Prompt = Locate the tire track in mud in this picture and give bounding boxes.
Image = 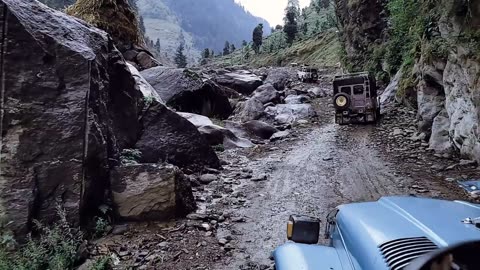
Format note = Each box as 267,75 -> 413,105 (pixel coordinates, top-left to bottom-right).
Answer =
214,123 -> 413,269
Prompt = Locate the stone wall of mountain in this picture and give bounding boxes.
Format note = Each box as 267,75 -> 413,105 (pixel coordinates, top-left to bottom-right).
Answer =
335,0 -> 480,162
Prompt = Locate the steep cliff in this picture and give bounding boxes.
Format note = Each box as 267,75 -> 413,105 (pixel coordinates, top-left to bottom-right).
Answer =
335,0 -> 480,162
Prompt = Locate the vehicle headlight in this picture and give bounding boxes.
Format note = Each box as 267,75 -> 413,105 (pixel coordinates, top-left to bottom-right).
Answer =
335,96 -> 348,107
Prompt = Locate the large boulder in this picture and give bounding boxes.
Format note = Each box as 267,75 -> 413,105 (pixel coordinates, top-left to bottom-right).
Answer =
242,120 -> 278,139
265,104 -> 317,124
178,112 -> 253,149
284,95 -> 311,104
110,164 -> 195,221
380,70 -> 402,112
234,98 -> 265,122
252,83 -> 280,104
0,0 -> 142,236
415,57 -> 446,135
135,103 -> 221,171
264,68 -> 294,90
141,67 -> 232,119
213,69 -> 263,95
428,109 -> 453,153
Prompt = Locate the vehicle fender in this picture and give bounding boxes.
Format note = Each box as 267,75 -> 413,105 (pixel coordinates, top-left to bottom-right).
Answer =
273,243 -> 343,270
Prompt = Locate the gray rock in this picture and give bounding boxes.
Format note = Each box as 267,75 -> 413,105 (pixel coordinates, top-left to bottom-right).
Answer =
242,120 -> 278,139
270,131 -> 291,141
135,102 -> 220,171
380,70 -> 402,113
213,69 -> 263,95
252,83 -> 280,104
199,174 -> 218,184
0,0 -> 143,237
266,104 -> 316,124
307,87 -> 330,98
234,98 -> 265,122
284,95 -> 311,104
141,67 -> 232,118
265,68 -> 293,90
110,164 -> 195,221
178,112 -> 254,149
428,109 -> 452,153
136,51 -> 161,70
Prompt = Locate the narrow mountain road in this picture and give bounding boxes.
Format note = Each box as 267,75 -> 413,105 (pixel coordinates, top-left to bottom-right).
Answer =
213,118 -> 415,269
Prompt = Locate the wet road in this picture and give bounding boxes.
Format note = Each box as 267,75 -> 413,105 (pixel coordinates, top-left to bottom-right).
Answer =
214,122 -> 413,269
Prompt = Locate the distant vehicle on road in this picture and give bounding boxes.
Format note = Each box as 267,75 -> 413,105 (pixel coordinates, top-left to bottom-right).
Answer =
273,196 -> 480,270
333,72 -> 380,125
297,66 -> 319,83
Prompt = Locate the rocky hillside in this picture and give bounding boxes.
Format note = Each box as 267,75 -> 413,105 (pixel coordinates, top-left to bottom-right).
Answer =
335,0 -> 480,162
137,0 -> 270,61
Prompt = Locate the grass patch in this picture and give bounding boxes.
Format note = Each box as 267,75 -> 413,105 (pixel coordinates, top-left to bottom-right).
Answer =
66,0 -> 143,46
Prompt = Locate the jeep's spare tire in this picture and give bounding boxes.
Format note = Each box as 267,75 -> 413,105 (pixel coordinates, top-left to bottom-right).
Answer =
334,93 -> 350,109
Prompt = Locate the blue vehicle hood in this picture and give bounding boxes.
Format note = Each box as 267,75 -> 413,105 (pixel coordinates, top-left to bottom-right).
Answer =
274,243 -> 344,270
274,196 -> 480,270
337,196 -> 480,269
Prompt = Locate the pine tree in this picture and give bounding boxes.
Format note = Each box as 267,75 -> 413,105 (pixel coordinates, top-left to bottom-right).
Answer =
202,48 -> 210,59
223,41 -> 231,56
242,40 -> 248,47
175,44 -> 188,68
154,39 -> 161,53
283,0 -> 300,45
252,23 -> 263,54
230,44 -> 236,53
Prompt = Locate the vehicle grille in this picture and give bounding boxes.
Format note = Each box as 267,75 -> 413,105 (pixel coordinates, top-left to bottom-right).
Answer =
379,237 -> 438,270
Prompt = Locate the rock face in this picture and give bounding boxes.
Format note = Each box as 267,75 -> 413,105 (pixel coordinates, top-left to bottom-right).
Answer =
334,0 -> 388,70
413,0 -> 480,161
110,164 -> 195,221
0,0 -> 142,236
212,69 -> 263,95
141,67 -> 232,118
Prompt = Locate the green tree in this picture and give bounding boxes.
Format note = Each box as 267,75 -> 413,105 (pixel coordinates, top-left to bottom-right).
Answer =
242,40 -> 248,47
284,0 -> 299,45
175,44 -> 188,68
202,48 -> 211,59
252,23 -> 264,54
230,44 -> 236,53
154,38 -> 161,53
223,41 -> 231,56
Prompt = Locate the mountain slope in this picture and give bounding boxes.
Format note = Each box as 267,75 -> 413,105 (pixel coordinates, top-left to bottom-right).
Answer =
137,0 -> 270,56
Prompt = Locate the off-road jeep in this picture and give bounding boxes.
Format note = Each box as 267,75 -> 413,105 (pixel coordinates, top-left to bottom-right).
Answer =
333,72 -> 380,125
297,66 -> 319,83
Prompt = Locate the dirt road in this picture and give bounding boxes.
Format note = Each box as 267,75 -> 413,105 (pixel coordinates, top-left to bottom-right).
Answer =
212,116 -> 419,269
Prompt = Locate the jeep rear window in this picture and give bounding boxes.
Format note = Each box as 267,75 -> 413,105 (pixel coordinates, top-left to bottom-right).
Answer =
353,85 -> 364,95
340,86 -> 351,94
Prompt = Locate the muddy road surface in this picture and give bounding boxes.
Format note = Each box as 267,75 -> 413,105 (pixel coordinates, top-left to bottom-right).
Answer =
213,118 -> 416,269
94,94 -> 473,270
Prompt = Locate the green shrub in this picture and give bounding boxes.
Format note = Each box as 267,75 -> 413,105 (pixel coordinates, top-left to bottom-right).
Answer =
0,206 -> 84,270
120,149 -> 142,165
90,256 -> 112,270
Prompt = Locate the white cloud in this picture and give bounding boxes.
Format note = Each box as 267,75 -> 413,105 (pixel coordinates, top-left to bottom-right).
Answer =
236,0 -> 311,26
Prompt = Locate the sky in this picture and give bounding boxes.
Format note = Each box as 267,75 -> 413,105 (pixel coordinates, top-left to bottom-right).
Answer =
235,0 -> 311,26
